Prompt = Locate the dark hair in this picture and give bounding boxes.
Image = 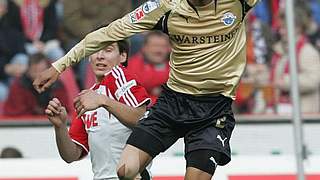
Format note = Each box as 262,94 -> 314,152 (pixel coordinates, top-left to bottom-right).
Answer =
116,40 -> 130,67
0,147 -> 23,158
278,7 -> 310,34
28,53 -> 49,67
93,24 -> 130,67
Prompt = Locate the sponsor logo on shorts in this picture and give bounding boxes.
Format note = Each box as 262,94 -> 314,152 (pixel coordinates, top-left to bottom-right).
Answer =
217,135 -> 227,147
215,116 -> 226,128
221,12 -> 237,26
210,157 -> 218,168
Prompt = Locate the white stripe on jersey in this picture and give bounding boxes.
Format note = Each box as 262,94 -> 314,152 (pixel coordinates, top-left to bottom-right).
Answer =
112,67 -> 137,107
71,139 -> 89,154
115,67 -> 139,107
112,67 -> 136,106
111,70 -> 134,107
112,68 -> 135,107
89,83 -> 97,90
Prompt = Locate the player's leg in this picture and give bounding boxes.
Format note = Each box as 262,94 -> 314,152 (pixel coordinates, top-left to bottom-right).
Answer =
117,144 -> 152,180
116,86 -> 185,179
184,149 -> 222,180
183,95 -> 236,180
185,167 -> 212,180
116,108 -> 180,179
117,127 -> 178,179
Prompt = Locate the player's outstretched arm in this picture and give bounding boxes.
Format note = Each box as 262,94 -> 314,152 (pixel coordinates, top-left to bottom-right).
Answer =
46,98 -> 83,163
74,90 -> 146,128
33,0 -> 171,93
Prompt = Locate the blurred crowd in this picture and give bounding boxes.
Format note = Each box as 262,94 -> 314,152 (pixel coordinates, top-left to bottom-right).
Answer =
237,0 -> 320,114
0,0 -> 319,117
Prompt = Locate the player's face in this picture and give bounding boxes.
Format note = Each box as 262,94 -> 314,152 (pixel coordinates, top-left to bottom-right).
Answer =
89,43 -> 126,80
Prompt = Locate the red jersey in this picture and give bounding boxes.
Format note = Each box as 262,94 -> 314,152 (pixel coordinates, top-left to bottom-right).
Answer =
68,65 -> 150,179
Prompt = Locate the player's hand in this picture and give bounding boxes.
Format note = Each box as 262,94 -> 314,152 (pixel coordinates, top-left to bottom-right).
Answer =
33,66 -> 60,93
74,90 -> 105,117
45,98 -> 68,128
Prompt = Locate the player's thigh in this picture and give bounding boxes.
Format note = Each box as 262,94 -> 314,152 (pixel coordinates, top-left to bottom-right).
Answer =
117,144 -> 152,175
185,112 -> 235,167
125,90 -> 182,158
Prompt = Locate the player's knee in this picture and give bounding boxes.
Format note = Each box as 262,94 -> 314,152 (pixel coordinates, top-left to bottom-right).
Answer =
117,164 -> 137,180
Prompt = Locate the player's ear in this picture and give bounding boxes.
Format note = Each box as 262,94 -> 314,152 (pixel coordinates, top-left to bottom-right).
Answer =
119,52 -> 127,64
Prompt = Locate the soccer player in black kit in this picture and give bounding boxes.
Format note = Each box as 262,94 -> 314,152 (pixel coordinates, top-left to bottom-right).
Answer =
34,0 -> 260,179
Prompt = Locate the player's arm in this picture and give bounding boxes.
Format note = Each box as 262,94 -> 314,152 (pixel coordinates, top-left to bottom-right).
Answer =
74,90 -> 146,128
101,96 -> 146,128
33,0 -> 172,93
46,98 -> 83,163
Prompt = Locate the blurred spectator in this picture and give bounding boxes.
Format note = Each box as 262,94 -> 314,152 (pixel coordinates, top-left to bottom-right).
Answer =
62,0 -> 131,88
252,0 -> 271,25
271,8 -> 320,114
303,5 -> 320,52
127,31 -> 170,105
309,0 -> 320,25
55,0 -> 63,22
0,147 -> 23,158
3,53 -> 71,116
132,0 -> 147,9
129,1 -> 148,56
234,15 -> 272,114
62,0 -> 131,50
271,1 -> 320,50
0,0 -> 28,101
6,0 -> 64,61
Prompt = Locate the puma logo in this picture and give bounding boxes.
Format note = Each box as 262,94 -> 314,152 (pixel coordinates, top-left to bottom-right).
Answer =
210,157 -> 218,168
217,135 -> 227,147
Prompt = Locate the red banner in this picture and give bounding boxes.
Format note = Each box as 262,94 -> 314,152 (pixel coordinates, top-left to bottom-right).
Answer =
0,178 -> 77,180
229,175 -> 320,180
153,177 -> 184,180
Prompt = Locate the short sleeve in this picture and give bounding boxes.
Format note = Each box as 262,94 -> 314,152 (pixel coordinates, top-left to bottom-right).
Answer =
104,66 -> 151,107
68,111 -> 89,157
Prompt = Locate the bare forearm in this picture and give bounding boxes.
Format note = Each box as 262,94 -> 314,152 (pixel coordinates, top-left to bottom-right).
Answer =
101,97 -> 146,128
54,125 -> 82,163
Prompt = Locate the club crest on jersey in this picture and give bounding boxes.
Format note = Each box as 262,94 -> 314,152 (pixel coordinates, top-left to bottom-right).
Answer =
129,0 -> 160,23
221,12 -> 237,26
143,0 -> 160,14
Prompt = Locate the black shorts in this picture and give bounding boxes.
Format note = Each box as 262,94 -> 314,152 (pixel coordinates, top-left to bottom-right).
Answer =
127,85 -> 235,166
